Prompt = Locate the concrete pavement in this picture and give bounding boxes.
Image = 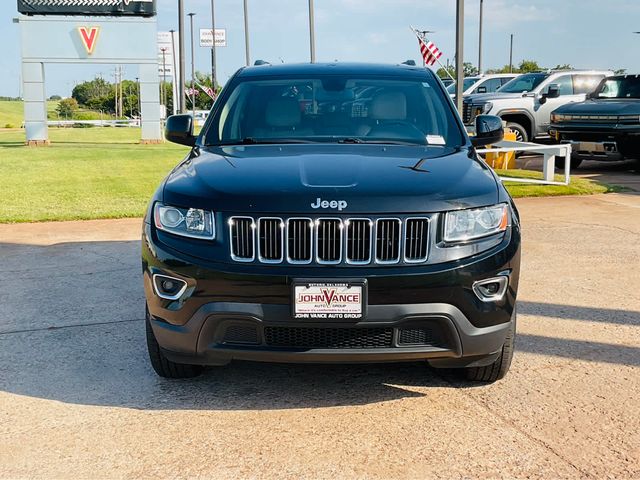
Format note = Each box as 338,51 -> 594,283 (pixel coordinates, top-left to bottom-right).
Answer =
0,194 -> 639,479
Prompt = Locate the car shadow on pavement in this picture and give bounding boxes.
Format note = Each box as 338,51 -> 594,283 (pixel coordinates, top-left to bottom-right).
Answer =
0,239 -> 638,410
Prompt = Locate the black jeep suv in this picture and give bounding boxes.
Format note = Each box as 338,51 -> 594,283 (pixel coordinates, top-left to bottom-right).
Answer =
550,74 -> 640,169
143,63 -> 521,383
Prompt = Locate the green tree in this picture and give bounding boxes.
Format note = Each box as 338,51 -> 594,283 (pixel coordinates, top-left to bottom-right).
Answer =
552,64 -> 572,71
463,62 -> 479,76
614,68 -> 627,75
56,98 -> 79,119
518,60 -> 543,73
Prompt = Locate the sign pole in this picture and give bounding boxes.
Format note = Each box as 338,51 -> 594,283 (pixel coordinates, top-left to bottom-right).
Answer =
178,0 -> 186,114
455,0 -> 464,113
210,0 -> 217,88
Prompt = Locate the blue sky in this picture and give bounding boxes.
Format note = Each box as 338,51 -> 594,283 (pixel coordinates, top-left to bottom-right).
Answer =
2,0 -> 639,97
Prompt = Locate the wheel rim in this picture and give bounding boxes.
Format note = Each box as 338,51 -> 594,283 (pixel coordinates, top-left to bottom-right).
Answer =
514,129 -> 524,142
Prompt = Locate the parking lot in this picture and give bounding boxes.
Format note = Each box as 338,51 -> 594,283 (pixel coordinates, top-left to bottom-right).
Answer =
1,185 -> 638,478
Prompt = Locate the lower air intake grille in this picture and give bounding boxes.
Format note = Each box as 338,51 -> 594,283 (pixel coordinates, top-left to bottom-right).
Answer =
398,328 -> 437,346
223,325 -> 259,345
264,327 -> 393,349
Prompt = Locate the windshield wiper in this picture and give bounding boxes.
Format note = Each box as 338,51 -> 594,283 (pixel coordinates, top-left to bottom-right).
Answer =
212,137 -> 315,146
337,137 -> 365,144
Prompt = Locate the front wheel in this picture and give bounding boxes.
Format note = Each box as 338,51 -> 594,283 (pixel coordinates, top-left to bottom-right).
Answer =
464,310 -> 516,383
146,309 -> 203,379
505,122 -> 528,143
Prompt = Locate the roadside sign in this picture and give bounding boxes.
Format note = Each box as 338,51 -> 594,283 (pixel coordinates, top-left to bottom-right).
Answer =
199,28 -> 227,48
157,31 -> 176,76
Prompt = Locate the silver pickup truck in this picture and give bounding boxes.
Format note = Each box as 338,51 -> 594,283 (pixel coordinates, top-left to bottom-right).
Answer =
462,70 -> 612,143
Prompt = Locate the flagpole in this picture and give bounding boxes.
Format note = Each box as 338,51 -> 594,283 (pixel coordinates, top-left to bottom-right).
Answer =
410,26 -> 455,83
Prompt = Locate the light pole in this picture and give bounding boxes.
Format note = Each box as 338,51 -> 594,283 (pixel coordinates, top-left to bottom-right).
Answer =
188,12 -> 196,119
170,29 -> 178,115
455,0 -> 464,113
210,0 -> 217,89
178,0 -> 186,113
243,0 -> 250,66
308,0 -> 316,63
160,47 -> 168,119
135,77 -> 141,121
478,0 -> 484,74
509,33 -> 514,73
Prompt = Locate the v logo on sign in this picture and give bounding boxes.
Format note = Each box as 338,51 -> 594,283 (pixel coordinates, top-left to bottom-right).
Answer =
78,26 -> 100,55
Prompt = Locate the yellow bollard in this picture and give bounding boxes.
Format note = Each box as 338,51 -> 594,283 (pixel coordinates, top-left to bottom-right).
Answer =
485,129 -> 517,169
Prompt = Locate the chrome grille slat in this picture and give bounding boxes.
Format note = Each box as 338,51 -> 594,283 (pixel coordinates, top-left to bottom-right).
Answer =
404,218 -> 429,263
375,218 -> 401,264
230,216 -> 427,265
229,217 -> 255,262
258,217 -> 283,263
345,218 -> 372,264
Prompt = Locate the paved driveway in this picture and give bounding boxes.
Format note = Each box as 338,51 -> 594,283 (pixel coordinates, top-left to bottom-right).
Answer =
1,194 -> 639,479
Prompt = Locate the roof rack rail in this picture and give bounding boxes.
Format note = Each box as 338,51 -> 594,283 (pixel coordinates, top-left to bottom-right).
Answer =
401,60 -> 416,66
254,60 -> 271,66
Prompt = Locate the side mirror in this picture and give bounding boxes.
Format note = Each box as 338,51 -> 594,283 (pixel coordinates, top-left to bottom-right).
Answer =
471,115 -> 504,147
165,114 -> 196,147
587,91 -> 598,100
476,85 -> 487,94
546,84 -> 561,99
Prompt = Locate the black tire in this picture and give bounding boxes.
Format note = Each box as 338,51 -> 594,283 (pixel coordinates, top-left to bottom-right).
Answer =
465,310 -> 516,383
505,122 -> 528,143
555,155 -> 583,170
146,310 -> 203,379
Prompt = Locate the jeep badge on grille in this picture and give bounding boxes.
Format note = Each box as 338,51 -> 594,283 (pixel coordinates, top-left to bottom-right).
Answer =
311,198 -> 348,211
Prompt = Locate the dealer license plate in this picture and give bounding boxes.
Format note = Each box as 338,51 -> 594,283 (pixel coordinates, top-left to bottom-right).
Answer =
293,281 -> 365,320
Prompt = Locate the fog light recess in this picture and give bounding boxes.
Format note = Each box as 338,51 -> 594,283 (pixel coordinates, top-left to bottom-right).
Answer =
472,276 -> 508,302
152,274 -> 188,300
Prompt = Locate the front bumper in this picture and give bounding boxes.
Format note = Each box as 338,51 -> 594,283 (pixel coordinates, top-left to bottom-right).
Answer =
549,124 -> 640,160
142,222 -> 521,367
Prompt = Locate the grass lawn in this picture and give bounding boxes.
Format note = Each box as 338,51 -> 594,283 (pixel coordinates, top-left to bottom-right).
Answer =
0,100 -> 60,128
0,127 -> 623,223
0,128 -> 189,223
496,169 -> 624,197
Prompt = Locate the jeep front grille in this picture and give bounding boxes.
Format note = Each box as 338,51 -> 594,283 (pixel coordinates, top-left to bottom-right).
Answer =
287,218 -> 313,263
316,218 -> 342,264
229,216 -> 430,265
375,219 -> 401,263
404,218 -> 430,262
258,218 -> 284,263
229,217 -> 255,261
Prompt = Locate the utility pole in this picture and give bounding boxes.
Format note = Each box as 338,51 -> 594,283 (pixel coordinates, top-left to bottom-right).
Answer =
509,33 -> 514,73
478,0 -> 484,74
135,77 -> 141,120
210,0 -> 217,89
178,0 -> 186,113
308,0 -> 316,63
188,12 -> 196,119
119,66 -> 124,118
243,0 -> 250,66
455,0 -> 464,113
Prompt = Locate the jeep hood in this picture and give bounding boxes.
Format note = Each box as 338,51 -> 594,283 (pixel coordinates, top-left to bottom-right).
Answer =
553,99 -> 640,115
162,144 -> 499,214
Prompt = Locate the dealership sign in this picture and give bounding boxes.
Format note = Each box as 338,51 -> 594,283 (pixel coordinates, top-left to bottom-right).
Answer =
78,26 -> 100,54
17,0 -> 156,17
199,28 -> 227,48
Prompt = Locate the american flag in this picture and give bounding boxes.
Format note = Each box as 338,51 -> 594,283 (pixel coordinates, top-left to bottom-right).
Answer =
418,37 -> 443,67
185,87 -> 197,96
197,83 -> 217,100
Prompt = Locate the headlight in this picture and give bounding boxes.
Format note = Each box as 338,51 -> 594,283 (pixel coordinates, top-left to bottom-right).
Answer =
154,203 -> 215,240
444,204 -> 509,243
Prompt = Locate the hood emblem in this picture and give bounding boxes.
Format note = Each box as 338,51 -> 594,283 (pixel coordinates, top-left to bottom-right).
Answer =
311,197 -> 348,211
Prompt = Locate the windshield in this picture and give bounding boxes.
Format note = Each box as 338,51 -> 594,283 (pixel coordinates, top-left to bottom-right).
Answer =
203,74 -> 463,147
498,73 -> 549,93
596,76 -> 640,99
446,77 -> 479,93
